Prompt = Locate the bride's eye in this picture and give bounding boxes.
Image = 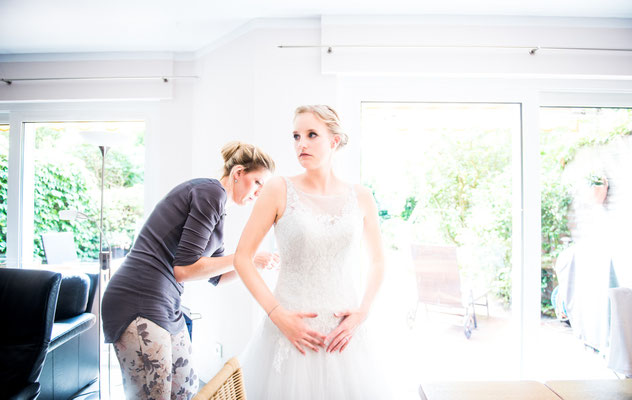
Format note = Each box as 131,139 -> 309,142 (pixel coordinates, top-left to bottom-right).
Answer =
293,134 -> 300,140
309,132 -> 318,138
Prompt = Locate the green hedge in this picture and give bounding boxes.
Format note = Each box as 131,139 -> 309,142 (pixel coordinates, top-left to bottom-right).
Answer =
0,149 -> 142,262
32,160 -> 100,260
372,129 -> 572,316
0,154 -> 7,255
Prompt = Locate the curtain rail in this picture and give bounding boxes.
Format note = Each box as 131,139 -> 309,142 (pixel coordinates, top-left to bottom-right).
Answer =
1,75 -> 199,85
277,44 -> 632,55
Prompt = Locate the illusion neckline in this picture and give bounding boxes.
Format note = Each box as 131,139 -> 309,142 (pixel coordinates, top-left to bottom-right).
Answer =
287,178 -> 352,198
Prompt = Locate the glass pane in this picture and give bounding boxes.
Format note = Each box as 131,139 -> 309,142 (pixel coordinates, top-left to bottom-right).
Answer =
27,122 -> 145,265
0,124 -> 8,264
362,102 -> 519,382
539,107 -> 632,379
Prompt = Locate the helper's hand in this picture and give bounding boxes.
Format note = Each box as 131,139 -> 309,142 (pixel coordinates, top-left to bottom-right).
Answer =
325,309 -> 368,353
253,251 -> 280,270
269,306 -> 326,355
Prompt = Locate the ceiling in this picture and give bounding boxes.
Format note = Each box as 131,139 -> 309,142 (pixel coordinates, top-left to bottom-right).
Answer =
1,0 -> 631,55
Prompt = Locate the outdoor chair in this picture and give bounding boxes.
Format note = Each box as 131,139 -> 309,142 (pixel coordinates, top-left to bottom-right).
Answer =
409,244 -> 489,338
193,357 -> 246,400
41,231 -> 79,265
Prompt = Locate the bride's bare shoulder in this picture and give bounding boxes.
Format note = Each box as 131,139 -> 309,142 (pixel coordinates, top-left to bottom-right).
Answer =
353,183 -> 372,198
353,184 -> 377,210
261,176 -> 287,197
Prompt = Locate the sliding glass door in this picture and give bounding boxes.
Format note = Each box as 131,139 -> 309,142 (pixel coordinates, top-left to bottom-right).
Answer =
361,102 -> 520,381
0,124 -> 8,266
25,121 -> 145,267
537,107 -> 632,379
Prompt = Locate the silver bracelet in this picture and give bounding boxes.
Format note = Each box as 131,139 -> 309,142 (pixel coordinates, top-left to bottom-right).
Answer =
267,304 -> 280,318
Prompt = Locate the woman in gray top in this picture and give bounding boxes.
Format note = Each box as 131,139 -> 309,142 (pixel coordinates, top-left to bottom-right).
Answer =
102,141 -> 276,400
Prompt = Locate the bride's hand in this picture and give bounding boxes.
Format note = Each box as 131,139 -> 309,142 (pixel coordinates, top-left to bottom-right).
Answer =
269,307 -> 326,355
253,251 -> 280,270
325,309 -> 368,353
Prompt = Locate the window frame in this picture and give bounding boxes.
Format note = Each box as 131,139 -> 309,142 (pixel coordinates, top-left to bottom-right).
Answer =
2,102 -> 159,267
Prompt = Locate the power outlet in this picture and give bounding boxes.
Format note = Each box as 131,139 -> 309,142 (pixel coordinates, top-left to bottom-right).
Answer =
214,342 -> 223,358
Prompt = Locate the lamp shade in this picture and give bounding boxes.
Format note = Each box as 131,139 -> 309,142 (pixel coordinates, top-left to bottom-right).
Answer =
59,209 -> 90,221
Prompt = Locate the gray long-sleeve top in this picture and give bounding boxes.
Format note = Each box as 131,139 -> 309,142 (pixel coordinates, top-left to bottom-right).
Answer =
102,178 -> 226,343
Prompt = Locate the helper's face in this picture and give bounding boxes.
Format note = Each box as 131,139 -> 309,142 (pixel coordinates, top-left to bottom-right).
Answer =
233,168 -> 271,205
293,112 -> 338,169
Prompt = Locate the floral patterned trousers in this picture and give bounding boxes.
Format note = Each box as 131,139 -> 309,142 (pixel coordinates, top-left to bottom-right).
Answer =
113,316 -> 199,400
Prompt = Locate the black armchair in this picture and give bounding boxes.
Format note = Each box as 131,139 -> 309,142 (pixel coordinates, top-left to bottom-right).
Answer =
39,271 -> 99,400
0,268 -> 62,400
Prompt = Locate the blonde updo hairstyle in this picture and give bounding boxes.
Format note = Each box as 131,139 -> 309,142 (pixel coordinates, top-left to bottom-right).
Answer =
294,105 -> 349,150
220,141 -> 275,179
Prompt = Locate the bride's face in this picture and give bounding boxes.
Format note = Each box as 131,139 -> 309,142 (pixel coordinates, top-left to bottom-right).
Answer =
293,112 -> 339,169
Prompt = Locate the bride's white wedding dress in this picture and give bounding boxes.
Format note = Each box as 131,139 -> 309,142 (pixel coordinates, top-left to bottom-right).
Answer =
240,177 -> 391,399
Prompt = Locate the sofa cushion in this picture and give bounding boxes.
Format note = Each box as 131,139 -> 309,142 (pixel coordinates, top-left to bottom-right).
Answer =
55,273 -> 90,321
48,313 -> 96,352
7,382 -> 40,400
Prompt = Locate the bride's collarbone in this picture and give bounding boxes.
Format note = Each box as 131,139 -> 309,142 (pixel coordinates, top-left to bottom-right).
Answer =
290,177 -> 350,197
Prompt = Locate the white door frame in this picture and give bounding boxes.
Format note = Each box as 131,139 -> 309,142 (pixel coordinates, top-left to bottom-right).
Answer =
336,75 -> 632,378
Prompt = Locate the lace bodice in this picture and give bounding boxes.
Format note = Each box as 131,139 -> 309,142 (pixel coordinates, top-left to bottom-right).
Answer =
274,177 -> 363,314
269,177 -> 365,370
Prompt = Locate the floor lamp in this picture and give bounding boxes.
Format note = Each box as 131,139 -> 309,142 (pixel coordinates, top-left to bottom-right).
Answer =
79,130 -> 124,399
59,207 -> 111,398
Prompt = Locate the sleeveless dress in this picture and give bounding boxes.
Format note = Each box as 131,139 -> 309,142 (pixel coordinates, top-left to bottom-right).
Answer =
240,177 -> 391,399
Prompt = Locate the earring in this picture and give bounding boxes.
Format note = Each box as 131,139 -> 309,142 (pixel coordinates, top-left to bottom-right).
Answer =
234,179 -> 238,183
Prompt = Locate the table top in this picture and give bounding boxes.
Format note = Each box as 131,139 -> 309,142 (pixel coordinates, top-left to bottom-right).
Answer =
545,380 -> 632,400
419,381 -> 562,400
23,258 -> 125,273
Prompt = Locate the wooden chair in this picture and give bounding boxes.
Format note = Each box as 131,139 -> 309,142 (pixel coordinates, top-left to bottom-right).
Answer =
410,244 -> 489,338
194,358 -> 246,400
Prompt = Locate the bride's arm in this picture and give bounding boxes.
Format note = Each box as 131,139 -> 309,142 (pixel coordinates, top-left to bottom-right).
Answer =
358,185 -> 386,315
234,177 -> 326,354
233,177 -> 283,314
326,185 -> 385,352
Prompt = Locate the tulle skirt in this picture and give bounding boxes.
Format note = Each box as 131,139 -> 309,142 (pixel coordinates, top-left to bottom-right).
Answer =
240,317 -> 392,400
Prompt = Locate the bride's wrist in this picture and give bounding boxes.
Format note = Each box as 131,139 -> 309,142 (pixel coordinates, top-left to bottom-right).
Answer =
270,309 -> 291,332
268,304 -> 287,325
267,304 -> 281,318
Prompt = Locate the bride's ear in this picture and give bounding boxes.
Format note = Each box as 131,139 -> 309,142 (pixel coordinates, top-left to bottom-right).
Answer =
331,135 -> 341,149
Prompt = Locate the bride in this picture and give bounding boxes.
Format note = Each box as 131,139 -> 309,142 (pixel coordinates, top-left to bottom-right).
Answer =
233,105 -> 390,399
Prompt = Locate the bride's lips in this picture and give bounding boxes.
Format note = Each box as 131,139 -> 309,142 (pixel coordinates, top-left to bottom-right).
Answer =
299,153 -> 311,158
